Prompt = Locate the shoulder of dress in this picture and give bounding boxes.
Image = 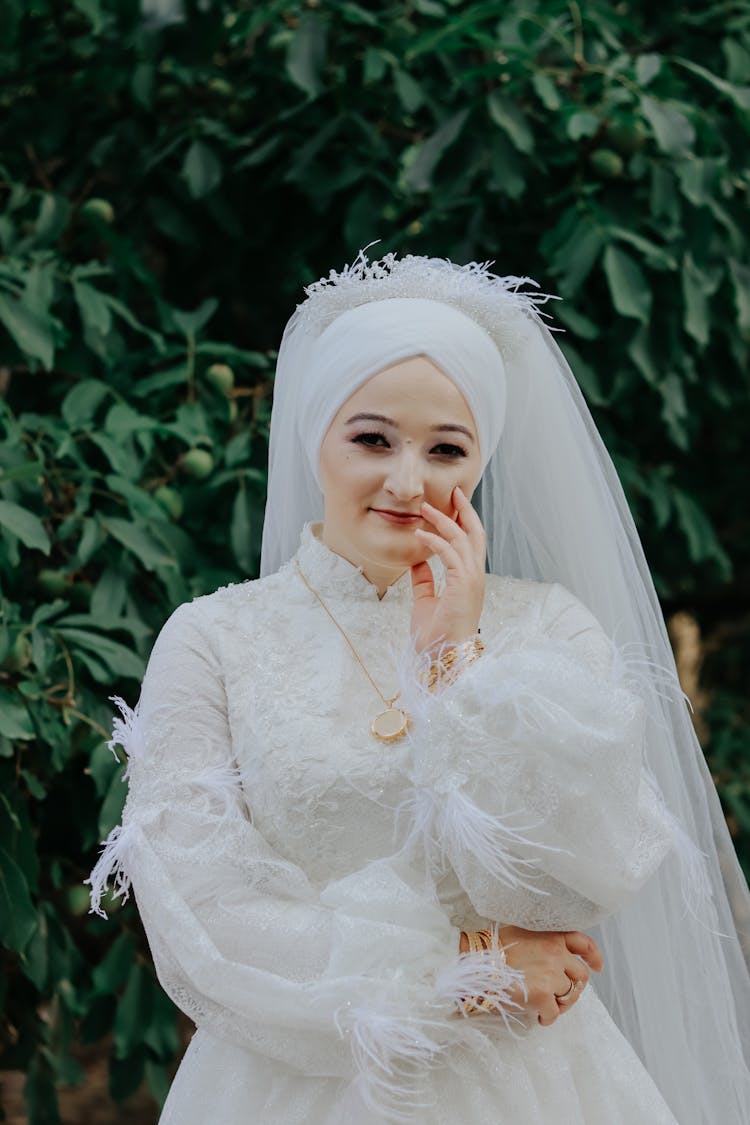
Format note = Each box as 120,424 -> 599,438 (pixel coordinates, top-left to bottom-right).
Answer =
162,567 -> 292,632
483,571 -> 553,615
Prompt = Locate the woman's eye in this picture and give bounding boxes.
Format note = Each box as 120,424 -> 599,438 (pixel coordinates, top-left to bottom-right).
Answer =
431,443 -> 467,458
352,432 -> 389,448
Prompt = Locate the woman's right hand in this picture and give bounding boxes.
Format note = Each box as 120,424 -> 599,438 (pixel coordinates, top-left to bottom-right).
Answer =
460,926 -> 603,1027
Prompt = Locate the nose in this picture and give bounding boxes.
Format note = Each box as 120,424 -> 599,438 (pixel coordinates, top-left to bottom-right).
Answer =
383,449 -> 425,502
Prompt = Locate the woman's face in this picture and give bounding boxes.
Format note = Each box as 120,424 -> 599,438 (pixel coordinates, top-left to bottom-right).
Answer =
318,356 -> 483,580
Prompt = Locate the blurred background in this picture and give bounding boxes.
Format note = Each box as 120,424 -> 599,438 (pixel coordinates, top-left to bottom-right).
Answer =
1,0 -> 749,1120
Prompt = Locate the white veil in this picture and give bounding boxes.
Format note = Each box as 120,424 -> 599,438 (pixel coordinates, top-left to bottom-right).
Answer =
260,248 -> 750,1124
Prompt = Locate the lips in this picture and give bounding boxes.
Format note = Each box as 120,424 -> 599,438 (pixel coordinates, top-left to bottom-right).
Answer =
371,508 -> 422,524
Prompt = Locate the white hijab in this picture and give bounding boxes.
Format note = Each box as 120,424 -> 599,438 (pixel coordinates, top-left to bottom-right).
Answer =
261,249 -> 750,1125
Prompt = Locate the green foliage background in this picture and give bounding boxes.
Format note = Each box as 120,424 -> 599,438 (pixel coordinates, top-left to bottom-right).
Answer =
1,0 -> 749,1118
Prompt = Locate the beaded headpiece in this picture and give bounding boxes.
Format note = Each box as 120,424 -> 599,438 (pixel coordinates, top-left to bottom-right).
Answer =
295,244 -> 557,360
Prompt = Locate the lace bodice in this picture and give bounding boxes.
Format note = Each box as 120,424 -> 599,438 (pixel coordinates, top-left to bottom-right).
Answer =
202,524 -> 549,889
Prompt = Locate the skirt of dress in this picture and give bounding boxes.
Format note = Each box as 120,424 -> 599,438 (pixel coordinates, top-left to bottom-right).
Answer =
158,988 -> 679,1125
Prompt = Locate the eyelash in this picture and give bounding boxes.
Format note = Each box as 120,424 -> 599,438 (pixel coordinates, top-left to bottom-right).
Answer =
351,431 -> 468,458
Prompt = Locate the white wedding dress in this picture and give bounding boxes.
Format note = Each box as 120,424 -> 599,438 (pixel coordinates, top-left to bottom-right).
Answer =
91,522 -> 682,1124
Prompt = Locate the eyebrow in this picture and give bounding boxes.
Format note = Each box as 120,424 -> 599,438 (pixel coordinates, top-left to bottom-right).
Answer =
344,412 -> 476,443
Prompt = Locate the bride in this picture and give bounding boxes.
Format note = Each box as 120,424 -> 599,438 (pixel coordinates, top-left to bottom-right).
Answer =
88,249 -> 750,1123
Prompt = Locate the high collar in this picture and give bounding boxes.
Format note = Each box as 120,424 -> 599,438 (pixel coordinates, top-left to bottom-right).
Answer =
291,522 -> 441,604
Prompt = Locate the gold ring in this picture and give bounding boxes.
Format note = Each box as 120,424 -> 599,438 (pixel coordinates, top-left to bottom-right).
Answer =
555,978 -> 576,1002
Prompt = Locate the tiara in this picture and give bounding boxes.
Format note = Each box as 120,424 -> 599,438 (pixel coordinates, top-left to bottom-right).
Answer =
295,243 -> 558,357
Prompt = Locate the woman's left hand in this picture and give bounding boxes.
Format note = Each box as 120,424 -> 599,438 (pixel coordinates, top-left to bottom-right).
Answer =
410,485 -> 487,653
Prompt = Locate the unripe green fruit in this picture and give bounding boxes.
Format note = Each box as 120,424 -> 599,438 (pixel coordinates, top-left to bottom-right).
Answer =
608,119 -> 648,155
0,633 -> 32,672
38,569 -> 68,597
67,884 -> 92,916
154,485 -> 184,521
182,448 -> 215,479
205,363 -> 235,396
80,197 -> 115,224
157,82 -> 182,103
227,400 -> 238,424
589,148 -> 624,179
208,78 -> 233,97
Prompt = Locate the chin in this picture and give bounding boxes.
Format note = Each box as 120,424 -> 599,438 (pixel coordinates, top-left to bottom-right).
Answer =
364,533 -> 429,570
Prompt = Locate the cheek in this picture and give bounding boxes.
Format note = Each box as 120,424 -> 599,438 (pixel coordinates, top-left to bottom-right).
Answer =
426,461 -> 479,506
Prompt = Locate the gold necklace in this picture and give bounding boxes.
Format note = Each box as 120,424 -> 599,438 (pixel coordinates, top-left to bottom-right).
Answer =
295,560 -> 410,743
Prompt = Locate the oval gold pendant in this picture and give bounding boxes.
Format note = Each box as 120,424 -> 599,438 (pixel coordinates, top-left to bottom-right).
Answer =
371,707 -> 410,743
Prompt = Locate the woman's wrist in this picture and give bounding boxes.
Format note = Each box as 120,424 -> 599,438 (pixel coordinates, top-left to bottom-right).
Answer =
422,634 -> 484,693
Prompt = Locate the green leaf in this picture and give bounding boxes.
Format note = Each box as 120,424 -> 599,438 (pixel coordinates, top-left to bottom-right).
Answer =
607,226 -> 677,271
487,135 -> 525,199
114,964 -> 154,1058
553,222 -> 605,297
0,845 -> 38,952
728,259 -> 750,337
635,53 -> 661,86
88,740 -> 122,799
673,490 -> 732,578
401,108 -> 470,192
723,38 -> 750,84
61,379 -> 110,428
32,193 -> 71,246
72,0 -> 107,33
104,403 -> 156,439
97,767 -> 128,837
394,69 -> 424,114
145,1060 -> 171,1109
658,373 -> 690,451
286,10 -> 328,99
182,141 -> 223,199
24,1049 -> 61,1125
674,57 -> 750,111
628,324 -> 659,386
55,628 -> 145,682
532,73 -> 561,111
553,301 -> 600,341
130,364 -> 188,396
567,112 -> 599,141
22,910 -> 49,990
142,986 -> 179,1058
172,297 -> 218,337
109,1051 -> 145,1102
641,96 -> 695,156
603,244 -> 651,322
0,500 -> 50,554
0,687 -> 34,740
102,518 -> 176,572
676,158 -> 718,208
72,279 -> 113,337
558,340 -> 608,405
681,254 -> 721,348
92,931 -> 137,995
0,291 -> 55,369
230,483 -> 253,571
487,93 -> 534,153
363,46 -> 388,84
90,567 -> 128,621
0,459 -> 44,485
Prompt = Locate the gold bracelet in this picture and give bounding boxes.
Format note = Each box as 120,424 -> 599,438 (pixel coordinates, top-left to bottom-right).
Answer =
423,636 -> 485,693
457,927 -> 508,1016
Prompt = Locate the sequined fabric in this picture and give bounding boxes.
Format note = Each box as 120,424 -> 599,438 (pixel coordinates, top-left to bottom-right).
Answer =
95,522 -> 679,1124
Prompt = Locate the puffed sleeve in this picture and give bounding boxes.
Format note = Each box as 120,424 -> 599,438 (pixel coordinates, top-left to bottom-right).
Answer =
398,580 -> 674,930
86,601 -> 524,1117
